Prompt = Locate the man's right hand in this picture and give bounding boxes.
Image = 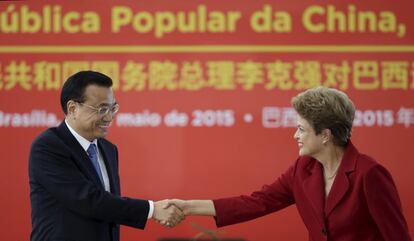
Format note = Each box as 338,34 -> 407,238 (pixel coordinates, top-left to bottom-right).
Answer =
153,199 -> 185,227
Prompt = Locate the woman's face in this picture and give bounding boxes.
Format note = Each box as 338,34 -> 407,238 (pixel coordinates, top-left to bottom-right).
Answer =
293,115 -> 324,157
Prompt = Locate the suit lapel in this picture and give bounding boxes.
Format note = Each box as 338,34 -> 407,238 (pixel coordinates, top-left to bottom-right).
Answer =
324,169 -> 349,216
56,122 -> 105,189
302,160 -> 325,222
324,142 -> 359,216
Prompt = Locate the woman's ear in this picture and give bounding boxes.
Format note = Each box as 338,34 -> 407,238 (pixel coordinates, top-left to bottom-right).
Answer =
321,129 -> 332,144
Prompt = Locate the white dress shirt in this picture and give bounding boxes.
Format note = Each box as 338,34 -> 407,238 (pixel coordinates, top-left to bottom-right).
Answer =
64,120 -> 154,219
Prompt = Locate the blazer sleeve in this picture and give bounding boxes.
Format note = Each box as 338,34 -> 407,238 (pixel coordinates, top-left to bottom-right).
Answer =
29,134 -> 149,229
213,160 -> 298,227
363,164 -> 412,241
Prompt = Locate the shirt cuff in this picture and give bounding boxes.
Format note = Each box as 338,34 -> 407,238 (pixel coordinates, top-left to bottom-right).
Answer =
147,200 -> 154,219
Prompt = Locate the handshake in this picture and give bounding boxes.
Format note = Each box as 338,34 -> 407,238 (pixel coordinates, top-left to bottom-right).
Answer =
152,199 -> 187,227
152,199 -> 215,227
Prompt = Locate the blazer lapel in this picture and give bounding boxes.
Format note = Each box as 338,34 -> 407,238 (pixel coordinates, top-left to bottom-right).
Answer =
56,122 -> 105,189
97,140 -> 118,194
302,160 -> 325,222
324,142 -> 359,216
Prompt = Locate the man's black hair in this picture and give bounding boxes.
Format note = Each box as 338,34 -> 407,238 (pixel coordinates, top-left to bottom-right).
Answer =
60,71 -> 113,114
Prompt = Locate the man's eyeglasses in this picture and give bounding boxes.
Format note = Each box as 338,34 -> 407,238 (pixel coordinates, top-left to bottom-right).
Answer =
78,102 -> 119,117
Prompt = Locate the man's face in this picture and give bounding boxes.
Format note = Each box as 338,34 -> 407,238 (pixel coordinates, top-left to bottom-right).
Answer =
70,85 -> 116,141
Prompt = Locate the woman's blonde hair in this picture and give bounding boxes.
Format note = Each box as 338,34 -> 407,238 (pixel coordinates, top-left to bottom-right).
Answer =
291,87 -> 355,146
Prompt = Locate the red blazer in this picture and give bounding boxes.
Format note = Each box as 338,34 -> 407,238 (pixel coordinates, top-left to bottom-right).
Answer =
213,142 -> 411,241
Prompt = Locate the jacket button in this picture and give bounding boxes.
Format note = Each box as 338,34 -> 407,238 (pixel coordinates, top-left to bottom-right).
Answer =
321,227 -> 327,236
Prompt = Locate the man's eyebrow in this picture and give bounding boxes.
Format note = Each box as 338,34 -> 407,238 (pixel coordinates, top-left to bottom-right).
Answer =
98,102 -> 118,107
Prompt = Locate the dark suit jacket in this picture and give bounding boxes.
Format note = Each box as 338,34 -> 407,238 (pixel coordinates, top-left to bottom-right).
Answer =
213,142 -> 411,241
29,122 -> 149,241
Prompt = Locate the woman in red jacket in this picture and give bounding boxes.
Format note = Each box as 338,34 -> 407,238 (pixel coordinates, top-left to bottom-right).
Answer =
164,87 -> 411,241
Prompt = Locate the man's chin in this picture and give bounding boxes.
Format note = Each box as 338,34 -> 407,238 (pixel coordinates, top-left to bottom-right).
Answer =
95,129 -> 108,138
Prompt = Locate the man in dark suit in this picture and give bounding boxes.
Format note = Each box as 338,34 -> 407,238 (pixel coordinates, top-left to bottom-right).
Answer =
29,71 -> 183,241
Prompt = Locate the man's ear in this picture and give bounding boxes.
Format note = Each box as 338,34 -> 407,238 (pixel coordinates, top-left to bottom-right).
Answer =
66,100 -> 77,117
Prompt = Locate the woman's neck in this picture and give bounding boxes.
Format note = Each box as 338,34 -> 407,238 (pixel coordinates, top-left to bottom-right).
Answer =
315,144 -> 345,172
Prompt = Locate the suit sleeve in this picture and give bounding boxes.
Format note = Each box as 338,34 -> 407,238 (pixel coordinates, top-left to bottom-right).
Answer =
213,160 -> 298,227
29,134 -> 149,229
363,164 -> 412,241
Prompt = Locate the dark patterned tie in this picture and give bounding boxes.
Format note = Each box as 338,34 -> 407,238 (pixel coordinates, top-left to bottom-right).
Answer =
87,143 -> 104,187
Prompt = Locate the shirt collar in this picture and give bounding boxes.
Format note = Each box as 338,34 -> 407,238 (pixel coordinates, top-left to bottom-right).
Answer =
65,119 -> 98,152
